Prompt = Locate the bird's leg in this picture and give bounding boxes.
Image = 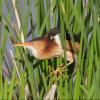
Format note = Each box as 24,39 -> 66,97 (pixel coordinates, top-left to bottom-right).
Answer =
67,59 -> 74,66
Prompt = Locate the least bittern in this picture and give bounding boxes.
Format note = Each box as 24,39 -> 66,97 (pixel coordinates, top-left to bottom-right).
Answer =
13,28 -> 80,64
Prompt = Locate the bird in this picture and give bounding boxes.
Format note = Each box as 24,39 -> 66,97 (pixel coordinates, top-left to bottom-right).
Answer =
13,27 -> 80,64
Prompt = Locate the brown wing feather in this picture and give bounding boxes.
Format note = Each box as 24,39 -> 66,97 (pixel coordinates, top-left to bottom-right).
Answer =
32,39 -> 62,59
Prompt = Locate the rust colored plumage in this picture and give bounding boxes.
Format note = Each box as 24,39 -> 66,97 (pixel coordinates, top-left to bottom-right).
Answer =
31,38 -> 63,59
13,37 -> 63,59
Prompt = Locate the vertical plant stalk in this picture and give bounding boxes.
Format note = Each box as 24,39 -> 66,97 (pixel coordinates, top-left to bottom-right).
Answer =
46,0 -> 50,31
35,0 -> 40,32
51,0 -> 57,27
44,84 -> 56,100
12,0 -> 24,42
9,50 -> 21,81
0,49 -> 2,100
0,0 -> 2,99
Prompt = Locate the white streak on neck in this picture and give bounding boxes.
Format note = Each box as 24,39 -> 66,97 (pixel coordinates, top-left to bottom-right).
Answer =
54,35 -> 64,56
54,35 -> 62,47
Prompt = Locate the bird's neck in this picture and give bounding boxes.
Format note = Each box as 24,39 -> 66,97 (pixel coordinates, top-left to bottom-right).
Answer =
54,35 -> 64,57
54,35 -> 62,48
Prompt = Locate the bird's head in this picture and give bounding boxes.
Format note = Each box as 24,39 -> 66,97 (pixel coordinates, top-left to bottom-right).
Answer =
44,27 -> 62,47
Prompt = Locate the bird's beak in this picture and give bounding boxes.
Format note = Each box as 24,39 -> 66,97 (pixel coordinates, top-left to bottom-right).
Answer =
13,42 -> 31,47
